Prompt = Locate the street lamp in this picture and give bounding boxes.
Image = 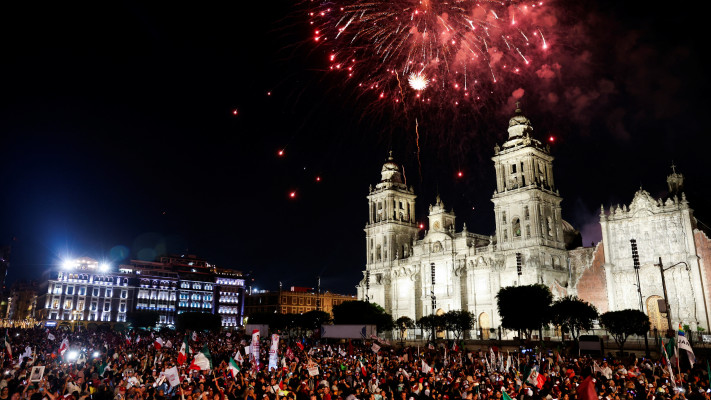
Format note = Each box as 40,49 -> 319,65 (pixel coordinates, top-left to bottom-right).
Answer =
655,257 -> 690,336
630,239 -> 649,356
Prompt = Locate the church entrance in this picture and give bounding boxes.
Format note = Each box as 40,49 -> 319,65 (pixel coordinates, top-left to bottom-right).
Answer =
646,295 -> 668,333
479,312 -> 490,340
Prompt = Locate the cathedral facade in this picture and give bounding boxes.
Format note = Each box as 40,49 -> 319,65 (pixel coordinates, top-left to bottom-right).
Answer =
356,108 -> 711,334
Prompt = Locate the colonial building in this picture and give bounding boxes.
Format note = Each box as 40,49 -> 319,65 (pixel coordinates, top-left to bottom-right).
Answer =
37,255 -> 246,329
36,257 -> 135,325
245,287 -> 355,317
357,106 -> 711,334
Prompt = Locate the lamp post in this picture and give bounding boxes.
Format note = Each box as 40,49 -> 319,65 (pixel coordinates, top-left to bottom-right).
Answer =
630,239 -> 649,356
655,257 -> 690,336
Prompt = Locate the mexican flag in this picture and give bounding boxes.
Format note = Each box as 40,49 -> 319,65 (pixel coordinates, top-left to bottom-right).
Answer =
228,357 -> 240,377
178,335 -> 190,364
59,338 -> 70,356
525,366 -> 545,389
189,345 -> 212,371
154,337 -> 164,350
4,331 -> 11,360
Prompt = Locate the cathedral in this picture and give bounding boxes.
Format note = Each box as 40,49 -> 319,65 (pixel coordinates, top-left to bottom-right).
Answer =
356,107 -> 711,335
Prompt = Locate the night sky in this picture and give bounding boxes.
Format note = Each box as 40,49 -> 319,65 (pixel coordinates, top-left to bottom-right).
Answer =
1,1 -> 709,294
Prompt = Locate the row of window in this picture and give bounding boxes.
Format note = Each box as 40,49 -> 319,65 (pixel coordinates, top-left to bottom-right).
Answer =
177,301 -> 212,309
138,290 -> 176,301
52,285 -> 127,298
177,293 -> 213,301
58,273 -> 129,286
179,282 -> 213,290
218,306 -> 240,314
136,304 -> 176,311
219,295 -> 239,304
221,316 -> 239,326
51,298 -> 127,313
216,278 -> 244,286
281,296 -> 317,305
48,311 -> 126,322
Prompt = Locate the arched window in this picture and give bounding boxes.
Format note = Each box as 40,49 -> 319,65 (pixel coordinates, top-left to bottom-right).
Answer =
512,218 -> 521,237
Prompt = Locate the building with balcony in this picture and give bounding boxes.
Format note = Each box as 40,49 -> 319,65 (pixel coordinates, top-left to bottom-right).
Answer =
37,255 -> 246,329
36,257 -> 135,327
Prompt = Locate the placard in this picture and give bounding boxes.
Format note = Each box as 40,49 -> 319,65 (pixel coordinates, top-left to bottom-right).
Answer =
30,366 -> 45,382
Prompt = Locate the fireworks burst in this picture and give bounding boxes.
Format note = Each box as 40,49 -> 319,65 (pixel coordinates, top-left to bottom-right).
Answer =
307,0 -> 554,116
408,72 -> 430,91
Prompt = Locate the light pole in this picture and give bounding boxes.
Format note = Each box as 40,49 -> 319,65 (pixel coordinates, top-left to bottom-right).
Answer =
630,239 -> 649,356
655,257 -> 689,336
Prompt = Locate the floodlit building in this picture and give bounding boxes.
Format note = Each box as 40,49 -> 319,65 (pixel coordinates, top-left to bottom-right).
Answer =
36,257 -> 135,326
37,255 -> 246,329
357,106 -> 711,334
245,286 -> 355,317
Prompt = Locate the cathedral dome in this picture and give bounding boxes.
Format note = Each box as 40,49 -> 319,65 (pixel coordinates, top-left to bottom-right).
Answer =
507,106 -> 533,139
380,153 -> 403,183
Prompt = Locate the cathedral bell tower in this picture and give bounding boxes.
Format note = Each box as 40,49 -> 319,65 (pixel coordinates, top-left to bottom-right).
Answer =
365,154 -> 419,266
491,105 -> 565,251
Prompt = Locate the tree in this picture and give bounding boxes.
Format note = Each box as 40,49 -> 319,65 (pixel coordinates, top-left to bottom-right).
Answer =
444,310 -> 475,340
176,312 -> 222,332
550,296 -> 598,344
332,301 -> 394,332
417,315 -> 439,341
395,316 -> 415,340
126,311 -> 159,329
599,309 -> 650,354
496,284 -> 553,339
301,310 -> 332,330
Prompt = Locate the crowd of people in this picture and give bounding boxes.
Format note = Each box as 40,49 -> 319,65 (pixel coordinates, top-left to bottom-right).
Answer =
1,327 -> 708,400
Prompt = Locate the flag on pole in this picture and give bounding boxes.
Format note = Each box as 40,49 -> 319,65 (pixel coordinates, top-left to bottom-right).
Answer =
235,349 -> 244,364
3,331 -> 12,360
178,335 -> 190,364
576,376 -> 597,400
662,341 -> 677,390
502,391 -> 514,400
677,324 -> 696,367
525,366 -> 545,389
154,337 -> 164,350
58,338 -> 69,357
228,357 -> 241,377
189,345 -> 213,371
47,332 -> 56,341
421,360 -> 431,374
